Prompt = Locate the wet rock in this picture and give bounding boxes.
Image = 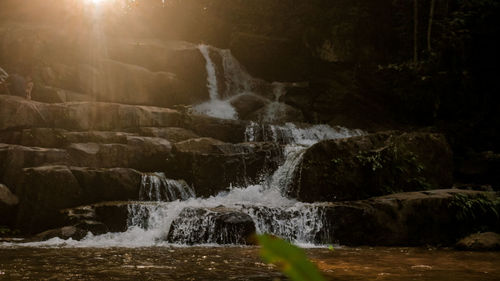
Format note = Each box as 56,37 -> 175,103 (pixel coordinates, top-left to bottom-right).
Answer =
0,184 -> 18,225
167,138 -> 281,197
167,207 -> 256,245
247,102 -> 305,124
12,166 -> 142,233
292,131 -> 454,202
73,220 -> 109,236
322,189 -> 499,246
62,201 -> 134,233
34,226 -> 88,241
456,232 -> 500,251
229,93 -> 269,120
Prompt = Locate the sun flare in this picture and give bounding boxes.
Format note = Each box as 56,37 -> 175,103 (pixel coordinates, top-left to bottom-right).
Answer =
87,0 -> 106,4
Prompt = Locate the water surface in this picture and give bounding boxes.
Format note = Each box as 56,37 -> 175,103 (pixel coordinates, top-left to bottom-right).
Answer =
0,246 -> 498,280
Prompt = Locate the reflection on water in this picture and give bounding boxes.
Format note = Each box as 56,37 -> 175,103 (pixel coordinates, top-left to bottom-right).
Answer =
0,247 -> 499,281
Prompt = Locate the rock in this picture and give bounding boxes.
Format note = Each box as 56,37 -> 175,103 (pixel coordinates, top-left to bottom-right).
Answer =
0,144 -> 70,185
0,184 -> 18,225
0,95 -> 48,130
292,131 -> 454,202
0,95 -> 184,131
229,93 -> 269,120
0,128 -> 71,148
73,220 -> 109,235
61,201 -> 135,233
456,151 -> 500,188
172,137 -> 226,154
67,136 -> 171,170
34,226 -> 88,241
133,127 -> 199,143
167,207 -> 256,245
186,114 -> 249,143
167,139 -> 281,197
322,189 -> 499,246
12,166 -> 142,233
229,32 -> 308,82
456,232 -> 500,251
79,59 -> 195,107
282,75 -> 396,131
106,39 -> 209,105
246,102 -> 305,124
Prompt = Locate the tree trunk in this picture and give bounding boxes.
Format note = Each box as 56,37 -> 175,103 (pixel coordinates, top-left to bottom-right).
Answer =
413,0 -> 419,64
427,0 -> 436,52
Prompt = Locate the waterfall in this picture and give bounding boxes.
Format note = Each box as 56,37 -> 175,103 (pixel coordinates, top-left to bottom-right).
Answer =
15,44 -> 365,248
48,123 -> 363,247
192,44 -> 242,120
139,173 -> 195,202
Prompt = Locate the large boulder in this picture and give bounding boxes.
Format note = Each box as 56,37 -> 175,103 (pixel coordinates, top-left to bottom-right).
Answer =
322,189 -> 500,246
33,226 -> 88,241
166,138 -> 282,197
186,114 -> 249,143
291,131 -> 454,202
167,207 -> 256,245
456,232 -> 500,251
12,165 -> 142,233
106,39 -> 208,105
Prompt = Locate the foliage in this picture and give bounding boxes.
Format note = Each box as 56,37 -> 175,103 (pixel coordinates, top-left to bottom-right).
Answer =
257,234 -> 326,281
0,226 -> 19,236
448,193 -> 499,222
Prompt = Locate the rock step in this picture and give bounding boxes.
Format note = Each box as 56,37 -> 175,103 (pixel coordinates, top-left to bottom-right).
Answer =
0,139 -> 171,178
0,127 -> 199,148
10,166 -> 143,233
48,189 -> 499,246
0,95 -> 249,143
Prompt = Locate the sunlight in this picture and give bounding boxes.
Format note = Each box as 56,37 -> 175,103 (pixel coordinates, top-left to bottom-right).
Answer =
85,0 -> 107,5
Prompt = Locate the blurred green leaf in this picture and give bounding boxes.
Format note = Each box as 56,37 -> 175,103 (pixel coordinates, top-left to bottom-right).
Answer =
257,234 -> 326,281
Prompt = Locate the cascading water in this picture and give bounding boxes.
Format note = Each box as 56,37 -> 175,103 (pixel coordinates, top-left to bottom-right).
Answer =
139,173 -> 195,202
12,44 -> 365,248
18,123 -> 363,248
192,44 -> 245,120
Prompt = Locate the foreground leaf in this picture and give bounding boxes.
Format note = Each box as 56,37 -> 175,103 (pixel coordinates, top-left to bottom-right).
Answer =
257,234 -> 326,281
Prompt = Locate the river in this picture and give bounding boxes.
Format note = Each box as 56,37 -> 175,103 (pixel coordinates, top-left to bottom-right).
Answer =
0,246 -> 498,280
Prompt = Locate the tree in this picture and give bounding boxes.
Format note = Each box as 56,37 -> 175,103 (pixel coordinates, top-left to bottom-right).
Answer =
413,0 -> 419,64
427,0 -> 436,52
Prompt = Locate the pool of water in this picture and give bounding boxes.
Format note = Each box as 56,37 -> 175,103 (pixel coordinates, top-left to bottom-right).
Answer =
0,246 -> 498,280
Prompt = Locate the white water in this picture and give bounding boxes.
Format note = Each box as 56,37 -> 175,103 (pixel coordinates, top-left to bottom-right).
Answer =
0,44 -> 366,248
8,124 -> 364,248
139,173 -> 195,202
192,44 -> 241,120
